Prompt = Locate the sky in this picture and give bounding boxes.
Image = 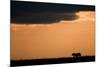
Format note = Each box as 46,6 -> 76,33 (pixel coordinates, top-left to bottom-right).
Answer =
11,1 -> 94,24
11,0 -> 95,5
11,1 -> 95,60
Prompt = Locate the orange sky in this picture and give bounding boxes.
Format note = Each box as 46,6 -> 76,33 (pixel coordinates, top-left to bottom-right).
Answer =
11,11 -> 95,60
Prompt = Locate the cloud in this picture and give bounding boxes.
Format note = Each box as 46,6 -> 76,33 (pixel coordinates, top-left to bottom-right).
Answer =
11,12 -> 78,24
11,1 -> 95,24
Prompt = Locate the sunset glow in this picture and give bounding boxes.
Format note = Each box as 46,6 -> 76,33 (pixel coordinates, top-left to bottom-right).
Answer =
11,11 -> 95,60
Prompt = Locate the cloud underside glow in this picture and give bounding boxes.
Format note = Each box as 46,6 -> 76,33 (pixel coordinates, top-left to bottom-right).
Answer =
11,11 -> 95,29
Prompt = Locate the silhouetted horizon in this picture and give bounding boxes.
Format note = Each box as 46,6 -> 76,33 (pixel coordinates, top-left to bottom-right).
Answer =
11,55 -> 95,66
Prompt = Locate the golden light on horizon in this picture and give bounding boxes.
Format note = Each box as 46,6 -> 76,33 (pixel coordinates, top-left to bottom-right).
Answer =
11,11 -> 95,60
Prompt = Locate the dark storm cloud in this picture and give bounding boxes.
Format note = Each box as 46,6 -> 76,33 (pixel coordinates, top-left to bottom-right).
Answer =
11,12 -> 78,24
11,1 -> 95,24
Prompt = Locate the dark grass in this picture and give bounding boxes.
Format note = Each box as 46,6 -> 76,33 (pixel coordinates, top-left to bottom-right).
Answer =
11,56 -> 95,66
